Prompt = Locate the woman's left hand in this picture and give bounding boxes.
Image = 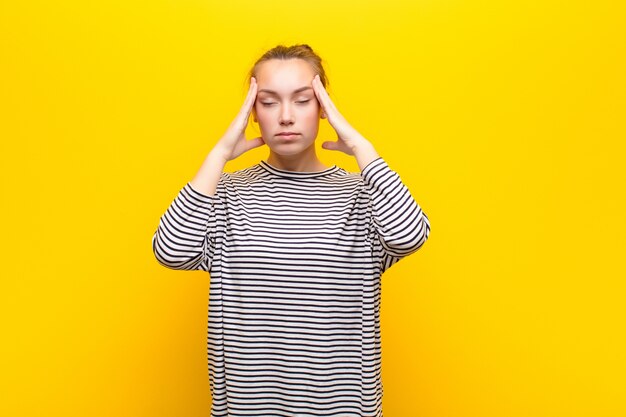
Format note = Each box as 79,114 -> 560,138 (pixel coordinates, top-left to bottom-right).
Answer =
311,74 -> 369,156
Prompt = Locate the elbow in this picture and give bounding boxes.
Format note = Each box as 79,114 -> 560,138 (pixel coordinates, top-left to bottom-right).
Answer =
406,213 -> 431,253
414,215 -> 431,252
382,213 -> 431,256
151,230 -> 205,270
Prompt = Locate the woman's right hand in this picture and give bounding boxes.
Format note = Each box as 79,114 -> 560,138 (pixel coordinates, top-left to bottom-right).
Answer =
214,76 -> 265,162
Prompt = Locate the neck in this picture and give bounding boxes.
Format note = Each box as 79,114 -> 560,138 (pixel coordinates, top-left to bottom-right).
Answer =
266,148 -> 329,172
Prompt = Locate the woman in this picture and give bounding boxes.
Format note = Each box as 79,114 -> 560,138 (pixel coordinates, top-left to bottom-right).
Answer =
152,44 -> 431,417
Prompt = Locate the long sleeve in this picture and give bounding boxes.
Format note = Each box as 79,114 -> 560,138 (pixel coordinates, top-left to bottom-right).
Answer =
152,182 -> 221,271
361,157 -> 431,273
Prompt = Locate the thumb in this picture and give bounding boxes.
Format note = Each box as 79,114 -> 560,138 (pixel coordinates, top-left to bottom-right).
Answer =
246,136 -> 266,151
321,140 -> 340,151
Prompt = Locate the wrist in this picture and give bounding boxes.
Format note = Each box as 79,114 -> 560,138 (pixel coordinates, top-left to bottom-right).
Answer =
348,133 -> 370,152
352,140 -> 380,171
209,145 -> 230,164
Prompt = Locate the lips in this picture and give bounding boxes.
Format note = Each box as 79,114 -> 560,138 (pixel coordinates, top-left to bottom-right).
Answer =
276,132 -> 300,136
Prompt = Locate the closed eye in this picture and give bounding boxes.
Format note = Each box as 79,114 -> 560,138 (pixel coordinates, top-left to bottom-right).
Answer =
260,100 -> 311,107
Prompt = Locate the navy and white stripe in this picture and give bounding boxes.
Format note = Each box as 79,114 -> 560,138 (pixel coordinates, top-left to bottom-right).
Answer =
152,156 -> 430,417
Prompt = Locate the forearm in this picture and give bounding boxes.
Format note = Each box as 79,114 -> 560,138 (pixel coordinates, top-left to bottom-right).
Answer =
190,147 -> 228,197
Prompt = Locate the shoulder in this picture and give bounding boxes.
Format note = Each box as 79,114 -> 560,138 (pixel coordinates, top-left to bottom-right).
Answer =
331,168 -> 365,184
317,168 -> 368,195
218,163 -> 266,186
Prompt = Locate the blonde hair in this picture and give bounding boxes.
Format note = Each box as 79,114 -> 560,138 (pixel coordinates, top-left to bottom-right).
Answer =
247,44 -> 329,89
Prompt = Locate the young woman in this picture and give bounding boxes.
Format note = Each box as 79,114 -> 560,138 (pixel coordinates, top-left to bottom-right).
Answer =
152,44 -> 431,417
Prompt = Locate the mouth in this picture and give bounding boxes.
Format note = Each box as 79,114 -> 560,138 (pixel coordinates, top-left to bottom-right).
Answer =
276,133 -> 300,138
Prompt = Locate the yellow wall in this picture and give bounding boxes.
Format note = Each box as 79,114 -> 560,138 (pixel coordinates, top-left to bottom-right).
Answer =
1,1 -> 624,416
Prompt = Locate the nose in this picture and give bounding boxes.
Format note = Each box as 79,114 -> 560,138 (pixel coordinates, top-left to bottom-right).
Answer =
279,103 -> 295,126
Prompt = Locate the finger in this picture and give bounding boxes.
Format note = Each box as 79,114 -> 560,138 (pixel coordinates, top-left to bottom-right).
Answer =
311,76 -> 330,117
244,77 -> 258,114
321,140 -> 340,151
311,75 -> 325,103
237,78 -> 258,124
322,140 -> 353,155
246,136 -> 265,151
313,75 -> 337,113
313,81 -> 333,119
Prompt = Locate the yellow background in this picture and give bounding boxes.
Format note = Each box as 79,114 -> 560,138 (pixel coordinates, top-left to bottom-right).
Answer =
1,0 -> 624,416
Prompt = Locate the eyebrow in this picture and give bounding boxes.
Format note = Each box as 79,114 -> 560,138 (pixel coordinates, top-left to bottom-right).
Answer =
257,86 -> 313,96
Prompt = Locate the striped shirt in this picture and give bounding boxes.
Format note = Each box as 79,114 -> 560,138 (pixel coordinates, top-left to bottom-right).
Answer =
152,156 -> 431,417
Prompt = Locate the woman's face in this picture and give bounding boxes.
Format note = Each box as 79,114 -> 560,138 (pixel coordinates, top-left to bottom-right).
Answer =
253,59 -> 323,157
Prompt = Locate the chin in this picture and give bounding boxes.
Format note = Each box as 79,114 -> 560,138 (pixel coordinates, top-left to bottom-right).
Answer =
265,141 -> 316,155
267,147 -> 308,156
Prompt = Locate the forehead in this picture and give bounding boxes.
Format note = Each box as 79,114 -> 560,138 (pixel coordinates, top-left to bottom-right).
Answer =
256,59 -> 315,95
